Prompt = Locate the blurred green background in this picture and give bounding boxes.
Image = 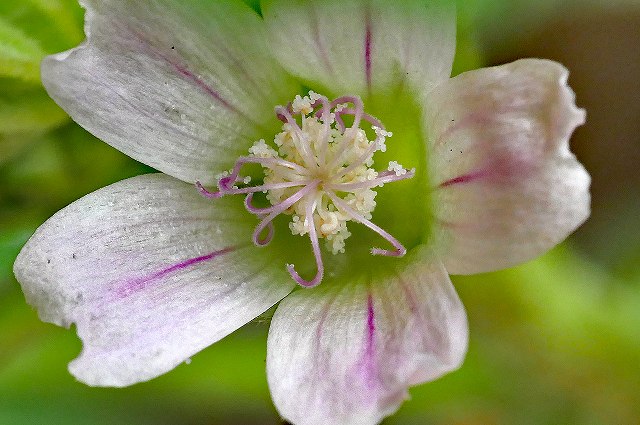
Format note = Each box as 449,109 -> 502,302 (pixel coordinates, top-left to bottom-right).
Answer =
1,0 -> 639,424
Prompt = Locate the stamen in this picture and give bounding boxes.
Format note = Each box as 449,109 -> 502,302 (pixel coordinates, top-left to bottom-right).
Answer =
333,127 -> 389,179
244,180 -> 320,215
223,180 -> 308,197
326,191 -> 406,257
196,181 -> 222,199
324,96 -> 366,170
198,92 -> 414,287
274,105 -> 317,168
225,155 -> 310,182
336,108 -> 383,130
255,220 -> 275,246
251,182 -> 320,244
327,169 -> 415,192
286,195 -> 324,287
331,95 -> 364,129
276,102 -> 293,123
313,94 -> 332,165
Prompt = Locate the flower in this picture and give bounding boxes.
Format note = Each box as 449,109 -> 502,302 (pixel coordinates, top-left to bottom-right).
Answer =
13,1 -> 590,424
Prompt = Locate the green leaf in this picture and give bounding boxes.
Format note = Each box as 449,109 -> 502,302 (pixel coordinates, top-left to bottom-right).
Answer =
0,81 -> 68,135
0,0 -> 84,53
0,0 -> 84,140
0,17 -> 44,82
0,0 -> 83,81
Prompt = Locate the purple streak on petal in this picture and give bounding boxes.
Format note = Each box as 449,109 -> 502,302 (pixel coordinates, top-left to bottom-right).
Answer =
116,246 -> 235,298
173,64 -> 237,112
438,169 -> 489,188
366,293 -> 375,351
396,275 -> 446,360
362,292 -> 378,389
216,42 -> 272,105
129,29 -> 241,116
310,4 -> 335,76
364,8 -> 373,92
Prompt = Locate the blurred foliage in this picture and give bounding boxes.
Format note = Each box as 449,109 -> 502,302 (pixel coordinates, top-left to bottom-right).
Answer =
1,0 -> 639,424
0,0 -> 84,164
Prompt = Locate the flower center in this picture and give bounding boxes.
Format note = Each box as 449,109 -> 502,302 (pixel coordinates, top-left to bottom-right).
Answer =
197,92 -> 414,287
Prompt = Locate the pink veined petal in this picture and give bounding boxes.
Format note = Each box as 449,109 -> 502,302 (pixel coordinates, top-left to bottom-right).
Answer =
425,59 -> 591,274
41,0 -> 299,185
267,247 -> 468,425
262,0 -> 455,99
13,174 -> 294,386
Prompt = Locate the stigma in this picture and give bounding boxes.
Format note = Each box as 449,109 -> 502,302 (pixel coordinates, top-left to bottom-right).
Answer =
197,92 -> 414,287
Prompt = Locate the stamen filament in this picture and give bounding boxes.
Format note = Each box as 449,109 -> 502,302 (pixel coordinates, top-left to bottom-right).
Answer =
327,169 -> 415,191
196,181 -> 222,199
331,96 -> 364,129
327,191 -> 406,257
313,94 -> 332,166
255,220 -> 275,245
222,180 -> 308,196
333,131 -> 385,179
324,97 -> 367,170
245,180 -> 320,215
274,106 -> 318,168
224,156 -> 310,185
251,182 -> 320,244
336,108 -> 383,130
286,195 -> 324,287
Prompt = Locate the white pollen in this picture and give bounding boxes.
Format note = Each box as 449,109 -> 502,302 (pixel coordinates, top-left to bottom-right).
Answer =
243,176 -> 252,184
249,139 -> 277,158
215,170 -> 230,181
388,161 -> 407,176
309,91 -> 321,102
292,94 -> 313,115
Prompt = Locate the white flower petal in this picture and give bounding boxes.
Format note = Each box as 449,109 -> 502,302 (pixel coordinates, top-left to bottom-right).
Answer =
426,59 -> 590,274
42,0 -> 298,185
267,247 -> 468,425
13,174 -> 294,386
262,0 -> 455,98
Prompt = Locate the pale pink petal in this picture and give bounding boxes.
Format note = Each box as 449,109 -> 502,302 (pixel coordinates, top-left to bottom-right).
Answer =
262,0 -> 455,98
267,247 -> 467,425
426,59 -> 590,274
42,0 -> 298,185
13,174 -> 294,386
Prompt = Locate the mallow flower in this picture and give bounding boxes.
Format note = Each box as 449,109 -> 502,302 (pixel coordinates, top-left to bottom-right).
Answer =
13,0 -> 590,424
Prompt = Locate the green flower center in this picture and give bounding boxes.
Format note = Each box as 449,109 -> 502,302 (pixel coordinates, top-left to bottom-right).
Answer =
199,91 -> 431,286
